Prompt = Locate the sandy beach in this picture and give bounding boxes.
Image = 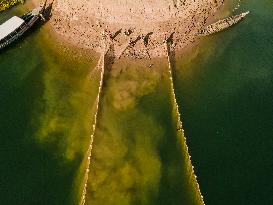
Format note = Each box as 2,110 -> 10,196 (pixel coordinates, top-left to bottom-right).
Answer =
32,0 -> 225,58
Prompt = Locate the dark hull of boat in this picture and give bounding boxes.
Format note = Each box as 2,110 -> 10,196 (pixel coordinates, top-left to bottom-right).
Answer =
0,14 -> 40,49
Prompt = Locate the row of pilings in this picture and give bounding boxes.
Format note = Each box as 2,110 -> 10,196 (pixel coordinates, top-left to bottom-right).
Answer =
165,40 -> 205,205
79,35 -> 206,205
80,43 -> 109,205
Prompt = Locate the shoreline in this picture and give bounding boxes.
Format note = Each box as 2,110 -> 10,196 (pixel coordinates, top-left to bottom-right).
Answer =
30,0 -> 226,59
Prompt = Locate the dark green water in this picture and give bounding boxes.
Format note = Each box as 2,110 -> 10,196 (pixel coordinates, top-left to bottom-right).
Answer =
174,0 -> 273,204
0,0 -> 272,205
0,5 -> 98,204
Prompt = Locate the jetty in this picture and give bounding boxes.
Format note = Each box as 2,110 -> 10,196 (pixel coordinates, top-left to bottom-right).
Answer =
0,1 -> 48,49
198,11 -> 249,36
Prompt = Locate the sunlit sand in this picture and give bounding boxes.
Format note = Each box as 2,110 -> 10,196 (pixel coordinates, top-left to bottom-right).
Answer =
32,0 -> 224,58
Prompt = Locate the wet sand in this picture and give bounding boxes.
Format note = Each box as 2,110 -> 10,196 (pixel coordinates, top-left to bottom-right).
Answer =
31,0 -> 225,58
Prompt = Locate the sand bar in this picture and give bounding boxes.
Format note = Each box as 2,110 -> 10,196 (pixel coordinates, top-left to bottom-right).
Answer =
32,0 -> 225,58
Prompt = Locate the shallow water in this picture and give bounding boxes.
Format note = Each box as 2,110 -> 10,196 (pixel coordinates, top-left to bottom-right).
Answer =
0,5 -> 203,205
85,58 -> 203,205
0,0 -> 272,205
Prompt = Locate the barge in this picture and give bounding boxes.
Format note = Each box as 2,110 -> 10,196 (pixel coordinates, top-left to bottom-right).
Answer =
0,1 -> 47,49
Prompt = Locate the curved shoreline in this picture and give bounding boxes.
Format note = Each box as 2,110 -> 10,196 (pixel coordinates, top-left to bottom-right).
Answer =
30,0 -> 225,59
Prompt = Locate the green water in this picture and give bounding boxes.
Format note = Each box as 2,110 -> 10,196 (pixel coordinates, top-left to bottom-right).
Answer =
174,0 -> 273,205
85,59 -> 203,205
0,5 -> 98,204
0,0 -> 272,205
0,5 -> 202,205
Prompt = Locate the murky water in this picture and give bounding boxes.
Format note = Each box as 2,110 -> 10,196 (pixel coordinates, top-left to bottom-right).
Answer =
0,0 -> 272,205
0,5 -> 203,205
0,5 -> 98,204
85,58 -> 204,205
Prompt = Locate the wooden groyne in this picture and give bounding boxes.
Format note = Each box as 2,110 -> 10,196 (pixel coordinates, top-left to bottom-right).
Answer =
165,38 -> 205,205
198,11 -> 249,36
80,43 -> 109,205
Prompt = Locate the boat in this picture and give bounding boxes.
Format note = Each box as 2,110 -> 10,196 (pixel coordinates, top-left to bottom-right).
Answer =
0,1 -> 48,49
197,11 -> 250,36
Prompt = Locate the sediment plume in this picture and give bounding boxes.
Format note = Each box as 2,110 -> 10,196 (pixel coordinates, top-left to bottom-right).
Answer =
25,1 -> 250,204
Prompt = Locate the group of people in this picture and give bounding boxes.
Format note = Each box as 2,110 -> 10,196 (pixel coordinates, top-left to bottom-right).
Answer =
50,0 -> 225,59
